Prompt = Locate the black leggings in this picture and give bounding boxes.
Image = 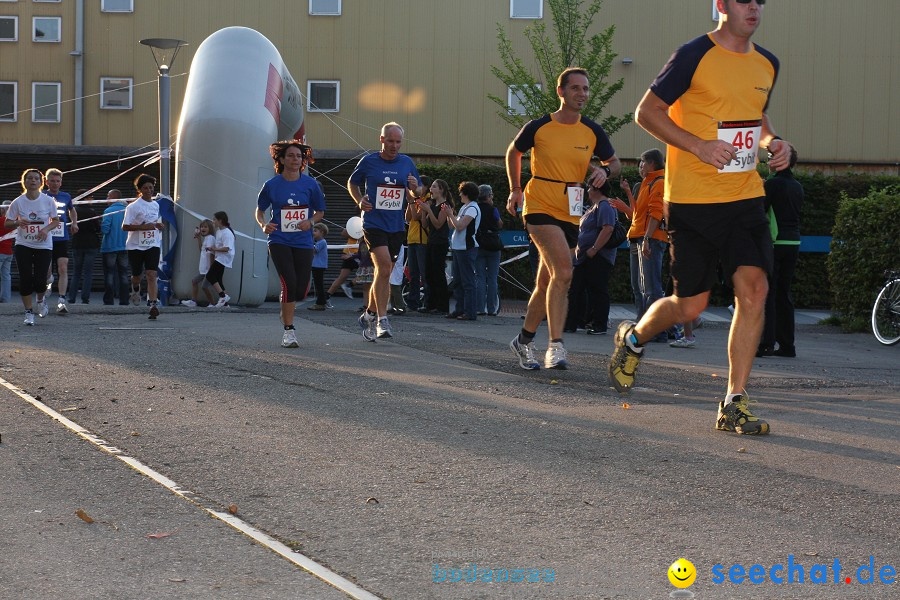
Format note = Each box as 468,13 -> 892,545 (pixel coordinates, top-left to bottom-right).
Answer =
268,244 -> 313,303
205,261 -> 226,290
14,246 -> 52,297
425,242 -> 449,312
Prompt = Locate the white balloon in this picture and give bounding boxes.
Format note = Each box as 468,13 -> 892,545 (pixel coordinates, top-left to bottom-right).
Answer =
346,216 -> 363,240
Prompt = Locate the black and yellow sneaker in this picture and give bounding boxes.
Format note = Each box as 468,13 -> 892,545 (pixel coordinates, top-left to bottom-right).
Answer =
715,394 -> 770,435
609,320 -> 643,393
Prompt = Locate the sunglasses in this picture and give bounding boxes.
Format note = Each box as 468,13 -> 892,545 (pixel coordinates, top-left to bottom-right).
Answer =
734,0 -> 765,4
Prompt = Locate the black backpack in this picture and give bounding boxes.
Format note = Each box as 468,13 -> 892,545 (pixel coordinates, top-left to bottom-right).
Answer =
475,201 -> 503,251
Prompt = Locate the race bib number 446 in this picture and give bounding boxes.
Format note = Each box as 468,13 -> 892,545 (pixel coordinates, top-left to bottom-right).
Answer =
375,185 -> 405,211
281,207 -> 309,232
717,119 -> 761,173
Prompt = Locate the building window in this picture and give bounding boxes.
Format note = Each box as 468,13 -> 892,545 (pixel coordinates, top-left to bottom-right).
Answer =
100,77 -> 132,109
511,0 -> 542,19
307,80 -> 340,112
507,84 -> 541,115
0,81 -> 16,122
101,0 -> 133,12
33,16 -> 60,42
32,82 -> 60,122
0,16 -> 17,41
309,0 -> 340,15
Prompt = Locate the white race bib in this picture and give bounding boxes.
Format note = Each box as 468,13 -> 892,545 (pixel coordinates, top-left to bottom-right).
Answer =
49,222 -> 64,238
567,185 -> 585,217
717,119 -> 762,173
22,223 -> 44,243
280,207 -> 309,232
138,229 -> 158,247
375,185 -> 405,211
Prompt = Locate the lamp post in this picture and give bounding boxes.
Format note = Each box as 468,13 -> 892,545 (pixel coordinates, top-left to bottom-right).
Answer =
139,38 -> 188,199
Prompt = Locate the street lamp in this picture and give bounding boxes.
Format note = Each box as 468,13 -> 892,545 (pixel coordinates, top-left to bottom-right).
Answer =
139,38 -> 188,199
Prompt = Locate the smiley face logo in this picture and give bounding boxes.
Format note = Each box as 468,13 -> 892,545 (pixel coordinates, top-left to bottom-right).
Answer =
668,558 -> 696,588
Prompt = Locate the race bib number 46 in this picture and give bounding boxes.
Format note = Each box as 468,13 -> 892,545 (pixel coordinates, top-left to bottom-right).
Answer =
717,119 -> 761,173
375,185 -> 405,211
280,207 -> 309,232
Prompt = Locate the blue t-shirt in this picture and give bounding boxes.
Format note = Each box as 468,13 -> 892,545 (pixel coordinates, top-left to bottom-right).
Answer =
349,152 -> 420,234
257,173 -> 326,249
575,200 -> 617,266
47,190 -> 73,241
311,238 -> 328,268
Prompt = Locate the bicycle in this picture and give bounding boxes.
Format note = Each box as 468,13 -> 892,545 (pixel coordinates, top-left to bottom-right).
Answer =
871,270 -> 900,345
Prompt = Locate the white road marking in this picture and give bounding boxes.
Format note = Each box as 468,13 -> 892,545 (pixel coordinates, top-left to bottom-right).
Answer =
0,375 -> 380,600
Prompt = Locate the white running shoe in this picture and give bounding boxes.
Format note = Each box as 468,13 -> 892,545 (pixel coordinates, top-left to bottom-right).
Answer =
180,299 -> 198,307
214,293 -> 231,308
376,316 -> 392,339
57,299 -> 68,314
37,299 -> 49,318
509,335 -> 540,370
282,328 -> 299,348
24,311 -> 35,326
669,337 -> 696,348
341,282 -> 354,299
358,311 -> 376,342
544,341 -> 569,370
129,288 -> 141,306
148,301 -> 160,320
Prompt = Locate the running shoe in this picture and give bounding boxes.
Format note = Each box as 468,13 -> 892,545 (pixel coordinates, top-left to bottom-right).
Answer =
180,299 -> 198,307
358,311 -> 376,342
325,301 -> 334,309
715,394 -> 770,435
282,328 -> 299,348
509,335 -> 540,370
307,304 -> 326,311
585,328 -> 607,335
341,282 -> 354,299
148,301 -> 160,320
23,311 -> 35,326
214,293 -> 231,308
609,320 -> 644,393
37,299 -> 49,318
56,299 -> 68,314
670,337 -> 696,348
544,341 -> 568,370
376,316 -> 393,338
129,288 -> 141,306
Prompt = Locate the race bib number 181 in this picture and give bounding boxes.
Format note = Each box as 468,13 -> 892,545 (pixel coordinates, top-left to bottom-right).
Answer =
717,119 -> 761,173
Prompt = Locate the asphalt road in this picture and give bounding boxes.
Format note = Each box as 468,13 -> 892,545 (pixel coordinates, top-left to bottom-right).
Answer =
0,295 -> 897,599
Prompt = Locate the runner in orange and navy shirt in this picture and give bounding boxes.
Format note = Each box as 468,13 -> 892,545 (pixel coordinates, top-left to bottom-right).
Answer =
609,0 -> 796,437
506,67 -> 620,372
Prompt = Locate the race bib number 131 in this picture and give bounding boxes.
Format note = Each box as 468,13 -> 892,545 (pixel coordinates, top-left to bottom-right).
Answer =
717,119 -> 761,173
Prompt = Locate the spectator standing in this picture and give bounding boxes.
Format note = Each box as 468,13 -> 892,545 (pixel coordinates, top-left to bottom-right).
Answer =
475,184 -> 503,316
326,226 -> 360,300
420,179 -> 452,314
565,181 -> 618,335
759,146 -> 803,357
307,222 -> 330,310
405,176 -> 431,312
444,182 -> 481,320
0,201 -> 13,303
205,211 -> 235,308
100,189 -> 130,305
179,218 -> 217,307
67,189 -> 101,304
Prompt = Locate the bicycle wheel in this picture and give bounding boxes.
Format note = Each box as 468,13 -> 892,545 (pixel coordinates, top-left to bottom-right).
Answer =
871,278 -> 900,345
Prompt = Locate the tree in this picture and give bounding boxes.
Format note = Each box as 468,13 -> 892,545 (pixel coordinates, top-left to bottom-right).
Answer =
488,0 -> 631,135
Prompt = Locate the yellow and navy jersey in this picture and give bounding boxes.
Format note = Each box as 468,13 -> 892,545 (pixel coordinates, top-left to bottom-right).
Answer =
650,34 -> 779,205
514,114 -> 615,224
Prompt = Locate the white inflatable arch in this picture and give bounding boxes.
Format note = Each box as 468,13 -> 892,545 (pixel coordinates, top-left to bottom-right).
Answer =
173,26 -> 305,306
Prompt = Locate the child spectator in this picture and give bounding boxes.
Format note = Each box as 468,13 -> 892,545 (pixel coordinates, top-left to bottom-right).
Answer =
206,211 -> 235,308
180,219 -> 217,307
326,227 -> 360,300
307,222 -> 330,310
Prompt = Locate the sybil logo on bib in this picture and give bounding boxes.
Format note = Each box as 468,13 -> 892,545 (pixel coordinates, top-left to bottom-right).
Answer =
375,184 -> 405,211
717,119 -> 761,173
566,185 -> 585,217
281,207 -> 309,232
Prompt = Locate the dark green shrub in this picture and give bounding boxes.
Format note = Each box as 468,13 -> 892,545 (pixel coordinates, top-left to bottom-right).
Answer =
827,186 -> 900,330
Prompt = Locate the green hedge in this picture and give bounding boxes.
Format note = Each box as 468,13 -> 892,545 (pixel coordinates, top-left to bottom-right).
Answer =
418,161 -> 900,309
827,186 -> 900,330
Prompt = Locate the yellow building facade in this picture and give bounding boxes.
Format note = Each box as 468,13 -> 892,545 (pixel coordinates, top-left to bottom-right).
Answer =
0,0 -> 897,165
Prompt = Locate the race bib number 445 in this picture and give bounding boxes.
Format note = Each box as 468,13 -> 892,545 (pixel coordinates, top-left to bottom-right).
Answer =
375,185 -> 405,211
717,119 -> 761,173
281,207 -> 309,232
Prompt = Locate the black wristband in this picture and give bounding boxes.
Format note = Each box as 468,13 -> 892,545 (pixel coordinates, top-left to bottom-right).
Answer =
601,165 -> 611,177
